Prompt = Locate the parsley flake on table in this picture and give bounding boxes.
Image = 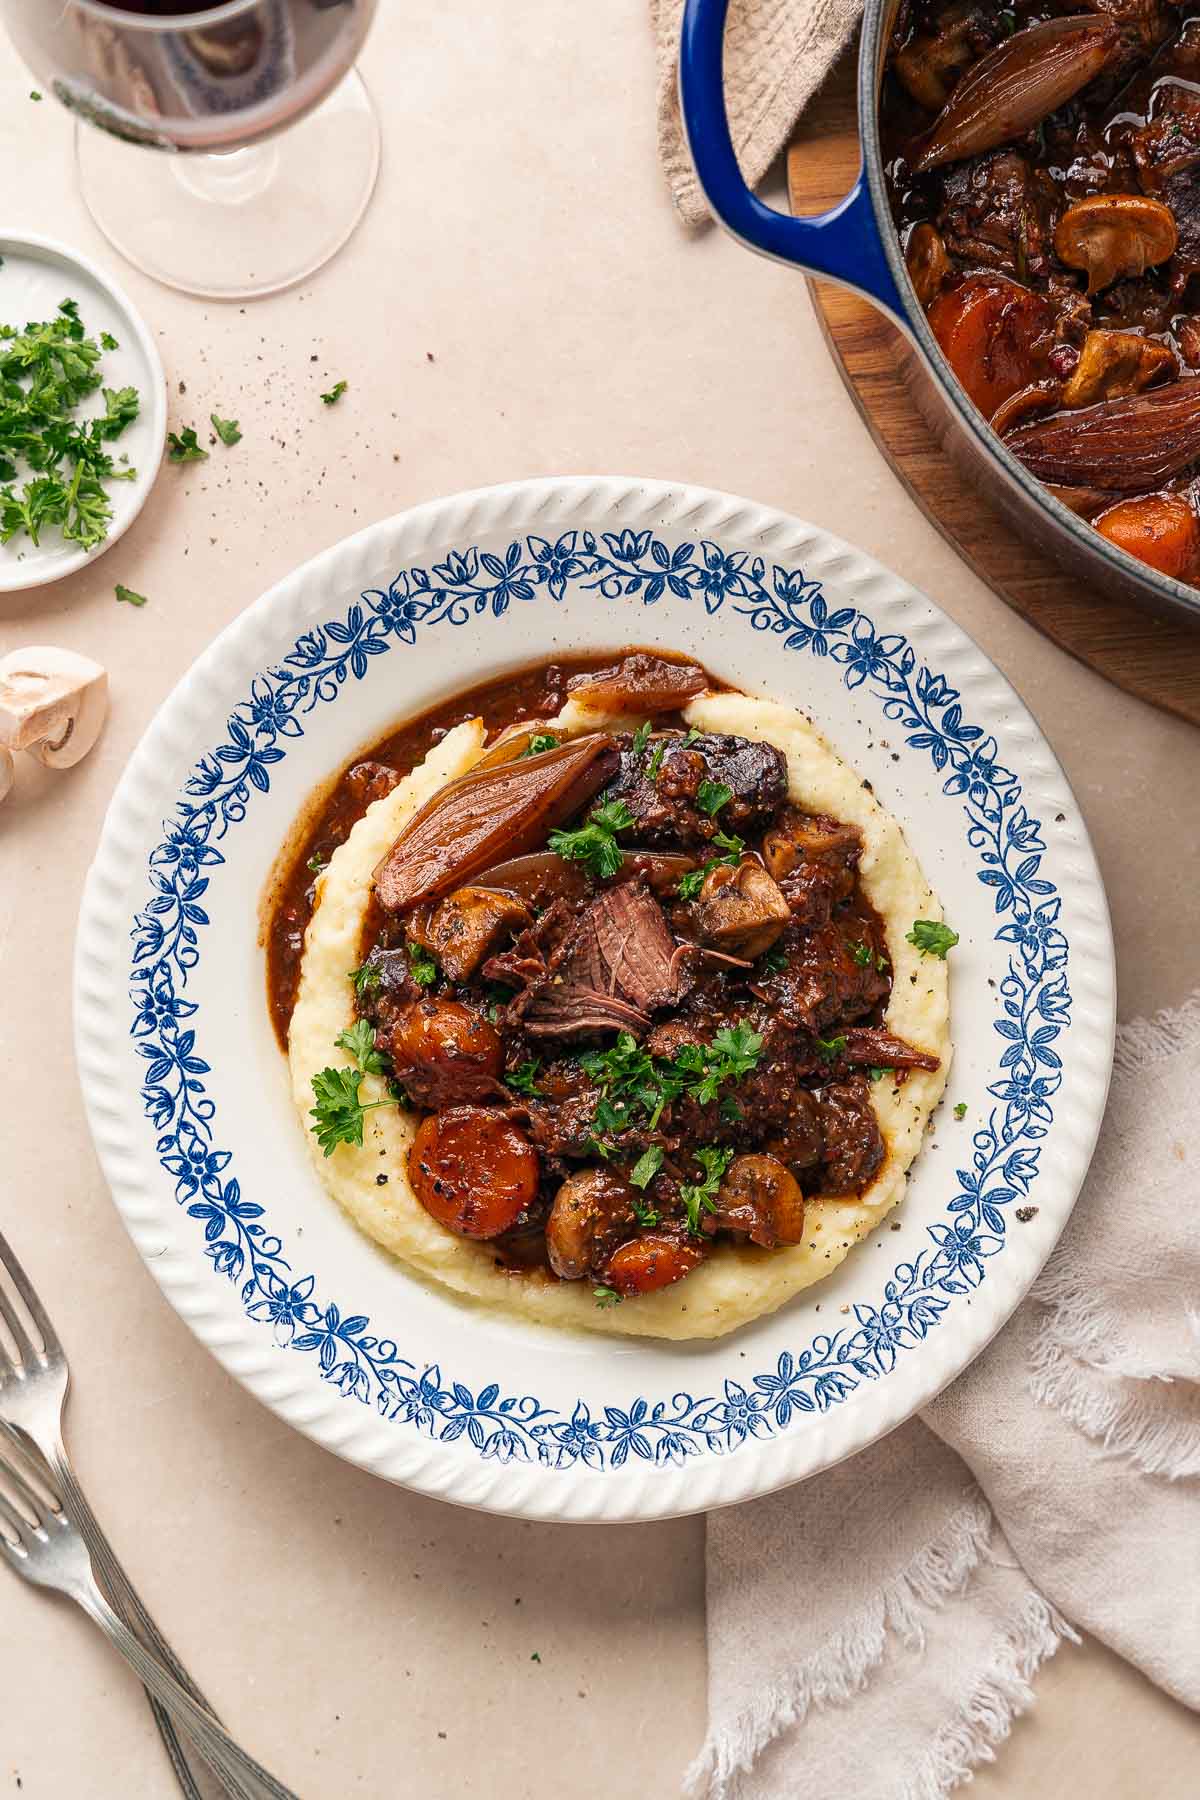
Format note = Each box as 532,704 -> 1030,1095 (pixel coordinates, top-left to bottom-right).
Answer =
100,331 -> 119,351
0,299 -> 141,551
114,583 -> 147,607
907,919 -> 959,959
167,427 -> 208,463
521,732 -> 560,757
334,1017 -> 389,1076
548,798 -> 635,880
309,1065 -> 401,1156
210,412 -> 242,447
953,1101 -> 968,1120
30,90 -> 42,100
681,1146 -> 734,1234
321,380 -> 348,405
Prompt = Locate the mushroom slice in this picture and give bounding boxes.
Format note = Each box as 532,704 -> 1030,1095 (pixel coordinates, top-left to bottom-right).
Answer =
1053,193 -> 1178,296
1059,329 -> 1177,408
912,16 -> 1119,175
693,857 -> 790,960
407,885 -> 533,983
0,646 -> 108,769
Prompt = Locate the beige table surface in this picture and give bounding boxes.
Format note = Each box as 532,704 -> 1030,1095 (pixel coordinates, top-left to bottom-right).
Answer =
1,5 -> 1197,1796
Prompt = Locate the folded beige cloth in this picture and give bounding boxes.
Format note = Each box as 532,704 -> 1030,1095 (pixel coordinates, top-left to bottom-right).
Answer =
651,0 -> 860,225
688,997 -> 1200,1799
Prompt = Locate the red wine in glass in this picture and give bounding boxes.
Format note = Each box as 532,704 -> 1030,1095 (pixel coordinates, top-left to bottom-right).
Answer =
0,0 -> 381,297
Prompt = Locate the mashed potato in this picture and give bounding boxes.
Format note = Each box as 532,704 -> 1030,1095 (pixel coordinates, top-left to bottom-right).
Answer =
288,695 -> 950,1339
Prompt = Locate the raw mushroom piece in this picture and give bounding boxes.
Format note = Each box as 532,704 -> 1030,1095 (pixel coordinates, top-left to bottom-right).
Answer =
0,646 -> 109,786
1053,193 -> 1178,295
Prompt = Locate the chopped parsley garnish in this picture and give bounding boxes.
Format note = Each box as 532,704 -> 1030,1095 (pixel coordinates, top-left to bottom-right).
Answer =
582,1022 -> 763,1152
307,851 -> 328,875
334,1017 -> 389,1075
761,944 -> 788,974
100,331 -> 119,351
309,1065 -> 401,1156
953,1101 -> 968,1120
629,1144 -> 663,1190
486,981 -> 515,1023
851,941 -> 872,967
631,1197 -> 660,1227
407,942 -> 438,987
631,720 -> 652,759
697,779 -> 732,817
30,90 -> 41,101
907,919 -> 959,959
816,1034 -> 847,1063
348,960 -> 381,998
868,1066 -> 894,1083
646,740 -> 666,781
506,1059 -> 542,1097
593,1285 -> 622,1309
676,829 -> 744,900
0,300 -> 141,551
680,1145 -> 734,1234
548,798 -> 634,881
719,1095 -> 744,1122
115,583 -> 147,607
877,953 -> 889,973
321,380 -> 348,405
521,732 -> 560,757
167,427 -> 207,463
682,727 -> 702,748
210,412 -> 242,446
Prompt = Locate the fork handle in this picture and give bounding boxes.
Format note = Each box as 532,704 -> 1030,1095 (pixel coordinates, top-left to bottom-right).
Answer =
45,1445 -> 250,1800
76,1581 -> 298,1800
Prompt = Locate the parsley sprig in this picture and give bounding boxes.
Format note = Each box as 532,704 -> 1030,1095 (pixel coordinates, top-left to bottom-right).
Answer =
521,732 -> 560,758
548,798 -> 635,880
907,919 -> 959,959
0,298 -> 140,551
680,1145 -> 734,1234
309,1065 -> 402,1156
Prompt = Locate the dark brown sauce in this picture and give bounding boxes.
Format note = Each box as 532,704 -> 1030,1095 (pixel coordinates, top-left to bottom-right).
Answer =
263,649 -> 714,1049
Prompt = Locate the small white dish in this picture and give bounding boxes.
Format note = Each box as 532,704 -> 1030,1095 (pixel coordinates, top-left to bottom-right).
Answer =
74,477 -> 1115,1521
0,233 -> 166,593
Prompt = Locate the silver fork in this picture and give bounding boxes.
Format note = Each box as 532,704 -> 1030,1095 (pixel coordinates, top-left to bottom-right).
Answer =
0,1440 -> 297,1800
0,1232 -> 274,1799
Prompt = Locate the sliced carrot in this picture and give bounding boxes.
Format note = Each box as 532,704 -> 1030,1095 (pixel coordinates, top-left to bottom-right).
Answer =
927,276 -> 1053,420
1093,493 -> 1200,582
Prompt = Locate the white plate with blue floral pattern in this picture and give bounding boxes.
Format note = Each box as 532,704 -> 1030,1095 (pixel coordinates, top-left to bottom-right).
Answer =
74,477 -> 1115,1521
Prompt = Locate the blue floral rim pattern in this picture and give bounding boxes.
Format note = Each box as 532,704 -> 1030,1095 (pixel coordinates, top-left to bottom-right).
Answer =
129,529 -> 1068,1472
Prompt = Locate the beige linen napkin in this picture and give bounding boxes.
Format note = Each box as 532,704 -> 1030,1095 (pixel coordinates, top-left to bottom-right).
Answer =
651,0 -> 859,225
688,998 -> 1200,1799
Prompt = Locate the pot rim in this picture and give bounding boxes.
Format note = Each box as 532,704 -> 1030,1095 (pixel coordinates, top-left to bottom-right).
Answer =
857,0 -> 1200,626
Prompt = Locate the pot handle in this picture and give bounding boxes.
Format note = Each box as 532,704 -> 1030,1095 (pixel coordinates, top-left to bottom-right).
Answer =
678,0 -> 907,322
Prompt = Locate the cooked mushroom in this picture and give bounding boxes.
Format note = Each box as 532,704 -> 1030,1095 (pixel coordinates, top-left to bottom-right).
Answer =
408,885 -> 533,983
892,5 -> 978,112
1059,329 -> 1177,407
905,222 -> 951,309
1053,193 -> 1177,296
693,857 -> 791,960
708,1153 -> 806,1248
912,16 -> 1119,174
0,646 -> 108,771
545,1167 -> 637,1280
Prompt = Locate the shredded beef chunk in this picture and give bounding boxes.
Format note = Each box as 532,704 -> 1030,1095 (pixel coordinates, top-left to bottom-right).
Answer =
817,1080 -> 886,1196
600,732 -> 787,847
522,882 -> 689,1040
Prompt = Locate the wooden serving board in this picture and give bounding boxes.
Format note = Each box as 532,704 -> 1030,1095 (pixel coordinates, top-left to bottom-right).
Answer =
786,53 -> 1200,728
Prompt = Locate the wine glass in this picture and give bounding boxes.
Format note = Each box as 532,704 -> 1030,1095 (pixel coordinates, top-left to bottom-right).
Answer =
2,0 -> 381,300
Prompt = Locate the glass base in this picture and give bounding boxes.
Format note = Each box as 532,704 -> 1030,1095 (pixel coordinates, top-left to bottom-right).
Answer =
74,69 -> 381,301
